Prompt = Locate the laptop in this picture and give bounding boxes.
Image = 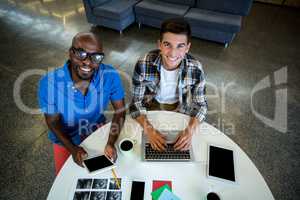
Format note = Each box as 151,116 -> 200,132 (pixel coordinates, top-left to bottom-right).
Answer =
141,130 -> 194,162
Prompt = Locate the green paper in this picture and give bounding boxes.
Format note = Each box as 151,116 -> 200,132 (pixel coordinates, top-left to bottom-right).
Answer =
151,184 -> 172,200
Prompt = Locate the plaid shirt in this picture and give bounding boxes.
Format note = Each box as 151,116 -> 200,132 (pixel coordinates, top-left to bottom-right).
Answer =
129,49 -> 207,122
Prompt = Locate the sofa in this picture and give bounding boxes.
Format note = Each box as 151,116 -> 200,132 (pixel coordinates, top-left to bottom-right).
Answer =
184,0 -> 253,46
134,0 -> 195,28
82,0 -> 253,46
82,0 -> 138,33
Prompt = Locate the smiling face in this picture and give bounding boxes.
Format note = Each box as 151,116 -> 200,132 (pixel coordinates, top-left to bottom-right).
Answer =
69,33 -> 103,81
158,32 -> 191,70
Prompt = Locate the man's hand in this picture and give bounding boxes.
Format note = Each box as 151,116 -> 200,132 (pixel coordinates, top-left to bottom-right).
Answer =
174,117 -> 200,151
174,128 -> 193,151
71,146 -> 88,167
145,127 -> 167,151
104,143 -> 117,162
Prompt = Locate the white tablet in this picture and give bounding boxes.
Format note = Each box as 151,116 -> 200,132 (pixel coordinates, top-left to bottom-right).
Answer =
83,155 -> 115,175
207,144 -> 237,184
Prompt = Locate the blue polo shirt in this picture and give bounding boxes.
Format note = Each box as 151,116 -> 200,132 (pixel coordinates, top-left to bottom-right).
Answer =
38,61 -> 125,145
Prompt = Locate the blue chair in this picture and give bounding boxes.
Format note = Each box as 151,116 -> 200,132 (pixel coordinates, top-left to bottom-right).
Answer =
82,0 -> 138,34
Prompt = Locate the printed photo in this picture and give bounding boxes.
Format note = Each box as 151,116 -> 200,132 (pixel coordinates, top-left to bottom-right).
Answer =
73,191 -> 90,200
92,179 -> 108,189
108,178 -> 121,190
76,179 -> 93,189
90,191 -> 106,200
106,191 -> 122,200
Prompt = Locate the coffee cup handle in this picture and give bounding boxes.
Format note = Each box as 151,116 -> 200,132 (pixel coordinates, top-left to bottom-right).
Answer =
132,139 -> 137,145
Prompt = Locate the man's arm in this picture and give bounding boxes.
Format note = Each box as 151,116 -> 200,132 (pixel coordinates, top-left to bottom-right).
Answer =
129,60 -> 147,119
44,114 -> 87,167
129,60 -> 166,151
174,117 -> 199,150
135,115 -> 166,151
104,99 -> 126,161
174,65 -> 208,150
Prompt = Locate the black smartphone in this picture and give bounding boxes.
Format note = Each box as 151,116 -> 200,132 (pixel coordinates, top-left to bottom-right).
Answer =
130,181 -> 145,200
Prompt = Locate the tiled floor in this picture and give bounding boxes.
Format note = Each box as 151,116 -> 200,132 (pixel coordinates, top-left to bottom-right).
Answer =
0,1 -> 299,200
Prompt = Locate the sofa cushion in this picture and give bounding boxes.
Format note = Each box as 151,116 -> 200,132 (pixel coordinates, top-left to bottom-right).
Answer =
195,0 -> 253,16
93,0 -> 137,20
89,0 -> 110,7
184,8 -> 242,33
135,0 -> 190,19
158,0 -> 195,7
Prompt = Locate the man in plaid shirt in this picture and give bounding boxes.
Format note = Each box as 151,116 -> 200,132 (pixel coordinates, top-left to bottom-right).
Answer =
130,18 -> 207,151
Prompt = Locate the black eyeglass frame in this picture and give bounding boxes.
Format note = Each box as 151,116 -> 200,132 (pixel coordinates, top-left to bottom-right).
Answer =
71,46 -> 105,64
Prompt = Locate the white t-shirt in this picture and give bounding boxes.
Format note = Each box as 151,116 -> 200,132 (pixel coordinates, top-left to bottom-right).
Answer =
155,66 -> 179,104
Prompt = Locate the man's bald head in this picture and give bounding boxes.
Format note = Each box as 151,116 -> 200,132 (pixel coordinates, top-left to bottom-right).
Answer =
71,32 -> 102,51
69,32 -> 104,81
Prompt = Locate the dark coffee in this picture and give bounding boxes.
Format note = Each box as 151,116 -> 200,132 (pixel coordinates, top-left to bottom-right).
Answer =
120,140 -> 133,151
207,192 -> 220,200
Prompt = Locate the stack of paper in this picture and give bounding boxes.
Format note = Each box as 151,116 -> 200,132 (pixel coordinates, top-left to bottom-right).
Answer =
151,180 -> 180,200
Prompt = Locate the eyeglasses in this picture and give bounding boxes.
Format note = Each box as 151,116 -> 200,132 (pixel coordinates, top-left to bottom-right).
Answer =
71,47 -> 105,64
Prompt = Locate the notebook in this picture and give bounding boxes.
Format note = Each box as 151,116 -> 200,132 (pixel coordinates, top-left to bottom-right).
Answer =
158,189 -> 180,200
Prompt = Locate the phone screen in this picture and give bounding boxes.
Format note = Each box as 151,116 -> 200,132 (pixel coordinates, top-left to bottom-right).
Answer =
209,146 -> 235,182
130,181 -> 145,200
83,155 -> 113,172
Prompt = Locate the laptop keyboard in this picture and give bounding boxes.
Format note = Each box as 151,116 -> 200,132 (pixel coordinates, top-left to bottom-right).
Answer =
145,143 -> 191,160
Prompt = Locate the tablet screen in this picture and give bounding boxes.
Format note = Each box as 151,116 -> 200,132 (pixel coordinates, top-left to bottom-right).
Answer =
83,155 -> 113,172
209,146 -> 235,182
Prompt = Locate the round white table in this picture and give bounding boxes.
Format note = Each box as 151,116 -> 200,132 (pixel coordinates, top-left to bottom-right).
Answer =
47,111 -> 274,200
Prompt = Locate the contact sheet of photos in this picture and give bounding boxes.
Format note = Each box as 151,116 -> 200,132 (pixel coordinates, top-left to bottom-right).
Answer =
72,178 -> 123,200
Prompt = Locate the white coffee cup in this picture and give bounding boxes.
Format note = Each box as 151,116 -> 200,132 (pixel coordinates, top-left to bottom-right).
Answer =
118,138 -> 136,156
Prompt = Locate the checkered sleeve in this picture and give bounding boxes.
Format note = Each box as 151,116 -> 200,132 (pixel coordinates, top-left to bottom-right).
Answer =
190,63 -> 208,122
129,59 -> 147,119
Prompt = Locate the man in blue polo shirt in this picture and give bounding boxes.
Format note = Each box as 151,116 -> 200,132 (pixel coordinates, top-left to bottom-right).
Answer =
38,32 -> 126,175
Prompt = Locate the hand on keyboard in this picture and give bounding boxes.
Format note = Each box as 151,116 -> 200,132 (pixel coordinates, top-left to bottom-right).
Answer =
144,127 -> 167,151
174,128 -> 192,151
